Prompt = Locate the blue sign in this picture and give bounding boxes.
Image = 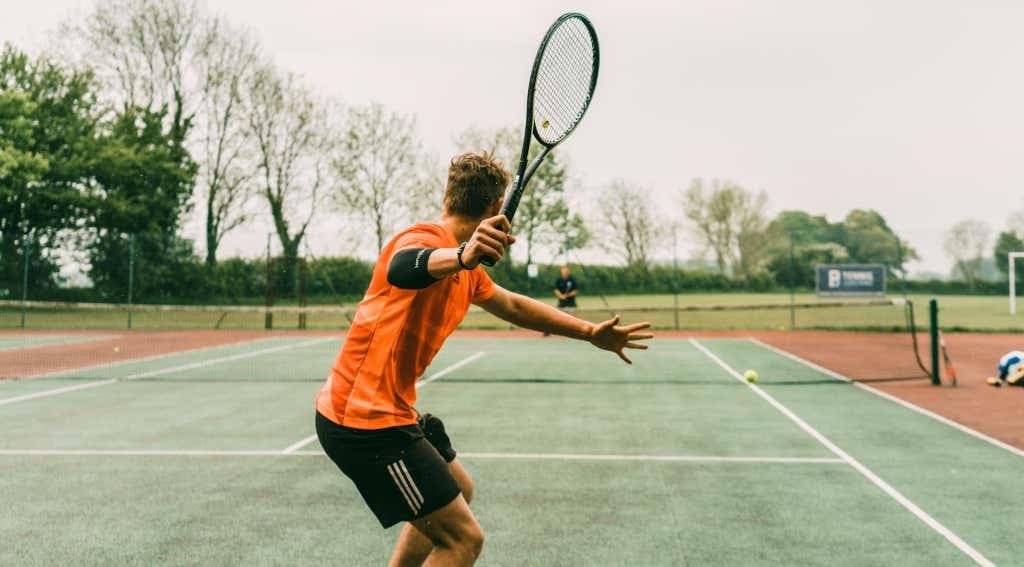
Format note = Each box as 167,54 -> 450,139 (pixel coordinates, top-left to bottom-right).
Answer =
816,264 -> 886,296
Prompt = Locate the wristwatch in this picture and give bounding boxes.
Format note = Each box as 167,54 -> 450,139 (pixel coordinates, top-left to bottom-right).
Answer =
456,242 -> 470,270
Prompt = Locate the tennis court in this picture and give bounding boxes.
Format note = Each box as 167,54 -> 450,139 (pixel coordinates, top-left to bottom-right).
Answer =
1,332 -> 1020,566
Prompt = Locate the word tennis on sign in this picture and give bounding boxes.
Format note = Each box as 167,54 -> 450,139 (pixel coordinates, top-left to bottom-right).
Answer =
815,264 -> 887,297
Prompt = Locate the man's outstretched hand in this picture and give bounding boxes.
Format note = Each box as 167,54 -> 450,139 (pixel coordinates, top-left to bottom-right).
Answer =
588,316 -> 654,364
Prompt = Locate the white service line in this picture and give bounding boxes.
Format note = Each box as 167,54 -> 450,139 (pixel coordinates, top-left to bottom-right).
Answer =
748,337 -> 1024,460
416,351 -> 486,388
280,350 -> 487,454
455,452 -> 842,464
0,448 -> 843,463
689,338 -> 995,567
281,434 -> 318,455
0,337 -> 335,407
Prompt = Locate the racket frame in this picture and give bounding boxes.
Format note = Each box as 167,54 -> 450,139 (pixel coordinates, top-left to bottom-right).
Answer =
480,12 -> 599,266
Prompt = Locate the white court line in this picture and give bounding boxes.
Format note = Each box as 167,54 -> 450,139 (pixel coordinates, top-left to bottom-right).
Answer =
281,434 -> 318,455
0,448 -> 843,463
416,351 -> 486,388
452,452 -> 843,464
279,351 -> 487,453
690,338 -> 994,567
749,337 -> 1024,460
0,337 -> 335,407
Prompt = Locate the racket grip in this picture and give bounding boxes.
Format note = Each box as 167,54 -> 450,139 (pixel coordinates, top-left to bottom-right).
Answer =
480,256 -> 497,267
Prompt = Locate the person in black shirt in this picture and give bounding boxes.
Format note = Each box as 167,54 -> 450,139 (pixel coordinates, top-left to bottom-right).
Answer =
554,265 -> 579,309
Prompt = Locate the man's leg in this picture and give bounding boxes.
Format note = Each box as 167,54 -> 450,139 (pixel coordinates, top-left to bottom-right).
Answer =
389,459 -> 475,567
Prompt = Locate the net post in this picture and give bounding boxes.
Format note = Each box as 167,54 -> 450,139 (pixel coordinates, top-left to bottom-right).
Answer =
929,299 -> 941,385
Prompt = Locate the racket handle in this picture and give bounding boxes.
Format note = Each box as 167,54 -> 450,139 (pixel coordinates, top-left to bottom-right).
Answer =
480,256 -> 496,267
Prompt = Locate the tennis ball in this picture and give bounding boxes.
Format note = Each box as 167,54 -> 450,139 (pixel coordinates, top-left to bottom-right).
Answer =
113,346 -> 120,353
744,369 -> 758,383
541,119 -> 550,128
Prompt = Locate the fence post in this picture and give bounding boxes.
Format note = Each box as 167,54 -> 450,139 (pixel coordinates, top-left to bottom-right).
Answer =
788,233 -> 795,330
264,234 -> 274,331
929,299 -> 941,385
127,234 -> 135,329
672,225 -> 679,330
20,234 -> 30,329
298,258 -> 308,330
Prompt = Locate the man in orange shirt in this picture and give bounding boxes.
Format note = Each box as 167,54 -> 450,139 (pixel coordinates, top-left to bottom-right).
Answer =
316,152 -> 652,567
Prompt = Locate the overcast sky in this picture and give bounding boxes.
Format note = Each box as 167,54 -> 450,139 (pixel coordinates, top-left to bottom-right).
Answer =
4,0 -> 1024,275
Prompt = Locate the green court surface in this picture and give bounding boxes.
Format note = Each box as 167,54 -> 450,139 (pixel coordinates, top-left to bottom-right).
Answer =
1,337 -> 1021,566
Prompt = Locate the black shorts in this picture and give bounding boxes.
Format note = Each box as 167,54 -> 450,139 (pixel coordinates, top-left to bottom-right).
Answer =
316,411 -> 460,528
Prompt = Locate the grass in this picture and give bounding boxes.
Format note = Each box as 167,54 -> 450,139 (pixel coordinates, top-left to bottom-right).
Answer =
2,336 -> 1021,565
2,293 -> 1022,332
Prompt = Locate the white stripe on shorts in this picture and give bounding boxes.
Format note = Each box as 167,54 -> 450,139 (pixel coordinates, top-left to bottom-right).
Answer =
387,462 -> 420,514
397,460 -> 425,506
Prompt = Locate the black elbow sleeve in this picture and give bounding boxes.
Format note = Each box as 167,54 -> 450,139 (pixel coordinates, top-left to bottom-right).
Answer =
387,248 -> 438,289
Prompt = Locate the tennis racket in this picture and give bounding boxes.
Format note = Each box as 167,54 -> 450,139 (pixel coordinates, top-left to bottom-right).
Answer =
480,12 -> 600,266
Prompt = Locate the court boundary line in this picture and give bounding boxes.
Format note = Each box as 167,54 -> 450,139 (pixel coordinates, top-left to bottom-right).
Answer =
6,335 -> 286,382
280,351 -> 488,453
748,337 -> 1024,460
0,337 -> 335,407
0,448 -> 844,463
690,338 -> 994,567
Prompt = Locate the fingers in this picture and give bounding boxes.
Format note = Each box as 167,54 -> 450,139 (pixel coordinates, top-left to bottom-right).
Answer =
622,322 -> 652,333
593,315 -> 620,335
489,215 -> 511,233
475,233 -> 506,255
477,224 -> 513,251
617,350 -> 632,364
468,240 -> 503,265
624,342 -> 649,350
628,332 -> 655,341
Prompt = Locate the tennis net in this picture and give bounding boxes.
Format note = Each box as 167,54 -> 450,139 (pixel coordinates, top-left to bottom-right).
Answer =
0,297 -> 935,384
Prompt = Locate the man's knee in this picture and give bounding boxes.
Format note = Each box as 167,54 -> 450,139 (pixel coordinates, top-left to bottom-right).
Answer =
463,522 -> 484,557
424,518 -> 484,559
413,496 -> 484,559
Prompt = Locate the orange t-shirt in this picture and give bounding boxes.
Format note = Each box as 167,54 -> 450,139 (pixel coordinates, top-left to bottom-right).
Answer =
316,223 -> 496,429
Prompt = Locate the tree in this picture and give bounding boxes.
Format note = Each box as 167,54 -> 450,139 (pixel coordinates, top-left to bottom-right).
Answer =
0,46 -> 102,292
195,18 -> 260,266
454,126 -> 578,265
88,107 -> 198,299
994,231 -> 1024,285
839,210 -> 917,273
248,65 -> 331,292
598,180 -> 660,267
332,103 -> 422,253
683,178 -> 772,278
943,219 -> 991,289
65,0 -> 205,149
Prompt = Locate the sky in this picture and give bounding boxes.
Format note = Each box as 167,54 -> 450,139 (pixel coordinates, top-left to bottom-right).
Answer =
4,0 -> 1024,275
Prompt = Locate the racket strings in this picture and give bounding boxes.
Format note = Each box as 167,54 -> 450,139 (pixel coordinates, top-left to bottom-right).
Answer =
532,16 -> 597,145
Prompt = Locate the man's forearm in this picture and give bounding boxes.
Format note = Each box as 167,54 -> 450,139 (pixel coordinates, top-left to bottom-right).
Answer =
426,248 -> 463,279
501,293 -> 593,340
